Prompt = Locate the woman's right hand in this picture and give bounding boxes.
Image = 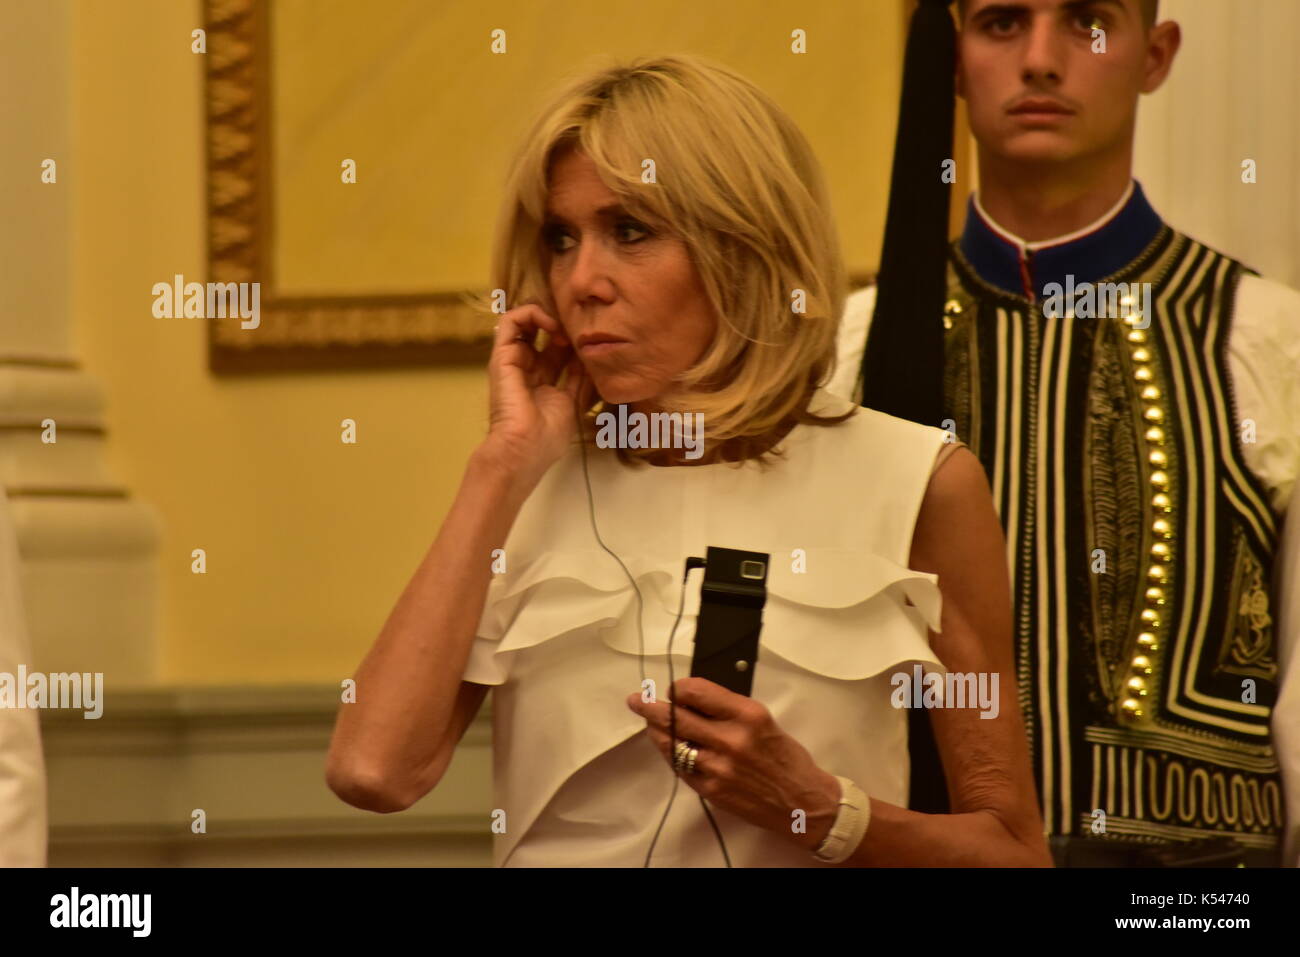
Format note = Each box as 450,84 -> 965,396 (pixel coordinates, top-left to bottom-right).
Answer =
481,303 -> 588,488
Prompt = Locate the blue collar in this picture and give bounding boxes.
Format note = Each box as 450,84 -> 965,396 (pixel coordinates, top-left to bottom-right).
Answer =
957,180 -> 1164,302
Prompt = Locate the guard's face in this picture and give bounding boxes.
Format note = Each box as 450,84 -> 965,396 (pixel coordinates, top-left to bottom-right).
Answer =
542,146 -> 717,410
957,0 -> 1162,167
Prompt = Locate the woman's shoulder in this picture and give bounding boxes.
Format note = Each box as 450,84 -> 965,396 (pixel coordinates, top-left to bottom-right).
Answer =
929,439 -> 971,476
801,388 -> 952,469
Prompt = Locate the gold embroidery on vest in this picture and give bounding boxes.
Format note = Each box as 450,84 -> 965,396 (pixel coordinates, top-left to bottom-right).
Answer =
1141,755 -> 1281,831
1084,318 -> 1144,709
1085,307 -> 1173,724
1219,536 -> 1277,681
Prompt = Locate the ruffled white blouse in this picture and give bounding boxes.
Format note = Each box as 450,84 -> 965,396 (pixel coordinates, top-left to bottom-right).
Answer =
465,388 -> 952,866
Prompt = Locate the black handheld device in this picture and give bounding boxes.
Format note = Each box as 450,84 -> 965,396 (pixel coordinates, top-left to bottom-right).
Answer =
688,546 -> 769,697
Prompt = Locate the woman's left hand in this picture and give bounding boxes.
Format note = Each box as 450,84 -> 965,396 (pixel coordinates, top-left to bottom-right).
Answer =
626,677 -> 840,850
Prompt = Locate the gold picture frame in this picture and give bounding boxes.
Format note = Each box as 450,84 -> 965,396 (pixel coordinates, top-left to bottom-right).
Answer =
203,0 -> 490,374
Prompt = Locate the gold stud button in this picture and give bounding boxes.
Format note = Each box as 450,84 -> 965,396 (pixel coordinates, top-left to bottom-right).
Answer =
1146,586 -> 1165,603
1144,407 -> 1164,423
1149,450 -> 1167,468
1132,348 -> 1151,363
1127,329 -> 1147,343
1132,655 -> 1152,674
1153,493 -> 1172,512
1145,426 -> 1165,443
1151,542 -> 1170,560
1150,470 -> 1169,489
1141,386 -> 1161,401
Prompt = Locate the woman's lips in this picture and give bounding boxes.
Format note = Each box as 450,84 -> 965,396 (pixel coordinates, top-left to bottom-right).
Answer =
578,341 -> 629,357
575,332 -> 629,356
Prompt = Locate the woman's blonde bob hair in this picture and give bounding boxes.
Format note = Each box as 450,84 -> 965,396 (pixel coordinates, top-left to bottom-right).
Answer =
481,53 -> 855,466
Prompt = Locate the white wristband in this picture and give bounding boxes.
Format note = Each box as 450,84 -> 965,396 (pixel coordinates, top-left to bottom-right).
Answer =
811,776 -> 871,864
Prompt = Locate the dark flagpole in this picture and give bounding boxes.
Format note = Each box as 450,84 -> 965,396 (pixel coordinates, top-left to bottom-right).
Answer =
859,0 -> 957,814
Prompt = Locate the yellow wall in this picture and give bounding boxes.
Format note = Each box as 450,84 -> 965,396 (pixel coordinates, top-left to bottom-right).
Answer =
72,0 -> 905,684
270,0 -> 907,295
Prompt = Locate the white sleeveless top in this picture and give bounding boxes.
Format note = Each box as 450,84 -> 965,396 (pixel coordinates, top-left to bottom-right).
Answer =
465,388 -> 952,866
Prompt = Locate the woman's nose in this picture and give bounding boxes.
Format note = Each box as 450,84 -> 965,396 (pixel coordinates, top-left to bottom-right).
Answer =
565,234 -> 617,301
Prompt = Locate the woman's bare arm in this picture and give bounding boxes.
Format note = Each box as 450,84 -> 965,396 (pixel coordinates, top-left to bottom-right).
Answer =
325,449 -> 530,813
826,445 -> 1052,866
326,304 -> 586,813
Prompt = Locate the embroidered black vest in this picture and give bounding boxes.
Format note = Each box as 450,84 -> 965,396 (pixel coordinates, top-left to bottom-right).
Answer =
942,206 -> 1285,853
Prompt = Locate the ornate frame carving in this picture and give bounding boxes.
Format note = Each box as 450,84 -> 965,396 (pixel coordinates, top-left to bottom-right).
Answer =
203,0 -> 490,374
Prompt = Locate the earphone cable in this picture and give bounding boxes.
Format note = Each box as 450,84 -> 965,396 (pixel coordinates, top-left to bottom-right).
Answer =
573,391 -> 731,867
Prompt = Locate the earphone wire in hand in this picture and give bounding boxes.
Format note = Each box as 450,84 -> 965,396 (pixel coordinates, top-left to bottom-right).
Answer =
573,390 -> 732,867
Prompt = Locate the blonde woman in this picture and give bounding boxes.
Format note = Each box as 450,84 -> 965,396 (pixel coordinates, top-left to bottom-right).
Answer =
327,54 -> 1051,868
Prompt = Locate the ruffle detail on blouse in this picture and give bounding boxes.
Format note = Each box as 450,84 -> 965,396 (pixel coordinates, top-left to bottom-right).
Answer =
469,546 -> 945,686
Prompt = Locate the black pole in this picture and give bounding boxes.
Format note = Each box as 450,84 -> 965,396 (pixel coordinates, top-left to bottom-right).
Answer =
860,0 -> 957,815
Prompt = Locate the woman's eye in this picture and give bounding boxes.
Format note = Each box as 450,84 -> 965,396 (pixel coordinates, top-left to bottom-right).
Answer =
616,220 -> 650,242
1076,13 -> 1105,31
544,219 -> 650,253
543,226 -> 574,252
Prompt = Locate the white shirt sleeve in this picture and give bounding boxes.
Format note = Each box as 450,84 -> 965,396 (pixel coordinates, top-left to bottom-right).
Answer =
1227,273 -> 1300,515
0,492 -> 48,866
825,286 -> 874,405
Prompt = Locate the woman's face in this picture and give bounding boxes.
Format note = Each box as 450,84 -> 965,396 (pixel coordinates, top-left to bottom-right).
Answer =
542,147 -> 718,410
